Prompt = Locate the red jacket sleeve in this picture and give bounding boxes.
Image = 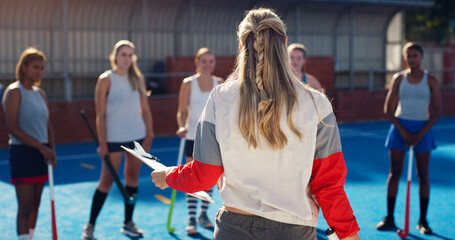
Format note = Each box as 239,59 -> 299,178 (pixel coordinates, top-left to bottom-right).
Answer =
165,160 -> 224,193
310,152 -> 360,239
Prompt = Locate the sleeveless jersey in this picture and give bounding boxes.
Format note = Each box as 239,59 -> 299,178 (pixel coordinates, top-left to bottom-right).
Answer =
395,71 -> 431,121
105,71 -> 146,142
9,82 -> 48,145
185,75 -> 218,140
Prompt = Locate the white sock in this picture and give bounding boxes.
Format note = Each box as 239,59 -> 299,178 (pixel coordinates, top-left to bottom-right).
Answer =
29,229 -> 34,240
18,234 -> 29,240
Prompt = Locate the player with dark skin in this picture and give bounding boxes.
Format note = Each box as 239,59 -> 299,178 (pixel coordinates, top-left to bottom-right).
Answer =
377,42 -> 442,235
3,48 -> 56,240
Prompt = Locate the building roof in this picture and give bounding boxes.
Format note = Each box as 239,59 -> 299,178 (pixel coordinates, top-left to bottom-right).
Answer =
236,0 -> 434,7
309,0 -> 433,7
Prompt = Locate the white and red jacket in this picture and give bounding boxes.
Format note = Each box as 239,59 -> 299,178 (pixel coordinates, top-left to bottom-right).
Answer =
165,80 -> 360,239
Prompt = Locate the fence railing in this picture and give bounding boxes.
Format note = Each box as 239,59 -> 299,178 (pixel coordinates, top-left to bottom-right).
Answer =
2,68 -> 454,101
367,67 -> 455,90
0,72 -> 196,101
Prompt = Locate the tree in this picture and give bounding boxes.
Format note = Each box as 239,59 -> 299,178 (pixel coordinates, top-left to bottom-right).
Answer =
405,0 -> 455,43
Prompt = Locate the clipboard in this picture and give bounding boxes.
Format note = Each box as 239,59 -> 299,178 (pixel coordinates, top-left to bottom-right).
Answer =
121,142 -> 214,203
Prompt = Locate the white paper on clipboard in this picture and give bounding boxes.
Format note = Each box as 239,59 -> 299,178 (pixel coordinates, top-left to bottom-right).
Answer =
121,144 -> 214,203
121,146 -> 167,171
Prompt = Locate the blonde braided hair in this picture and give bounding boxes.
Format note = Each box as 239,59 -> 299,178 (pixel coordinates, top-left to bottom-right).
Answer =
236,8 -> 303,150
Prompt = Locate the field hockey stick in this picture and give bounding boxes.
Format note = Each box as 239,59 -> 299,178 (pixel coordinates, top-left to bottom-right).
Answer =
80,110 -> 136,204
47,163 -> 58,240
325,228 -> 340,240
167,137 -> 185,233
397,145 -> 414,239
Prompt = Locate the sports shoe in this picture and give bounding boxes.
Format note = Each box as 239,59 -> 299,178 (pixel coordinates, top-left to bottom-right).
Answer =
186,217 -> 198,235
121,221 -> 143,237
81,223 -> 95,240
198,212 -> 213,228
417,219 -> 433,235
376,216 -> 396,231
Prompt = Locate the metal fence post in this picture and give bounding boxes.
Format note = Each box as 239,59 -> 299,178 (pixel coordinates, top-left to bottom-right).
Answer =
368,68 -> 374,90
62,0 -> 72,101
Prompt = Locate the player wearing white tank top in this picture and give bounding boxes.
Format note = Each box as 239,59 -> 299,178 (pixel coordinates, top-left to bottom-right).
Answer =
183,74 -> 219,141
378,42 -> 442,235
176,48 -> 222,235
395,70 -> 431,121
82,40 -> 153,240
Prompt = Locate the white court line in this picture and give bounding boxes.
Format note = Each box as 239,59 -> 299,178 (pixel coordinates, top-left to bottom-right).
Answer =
340,129 -> 388,139
0,146 -> 179,166
341,132 -> 386,140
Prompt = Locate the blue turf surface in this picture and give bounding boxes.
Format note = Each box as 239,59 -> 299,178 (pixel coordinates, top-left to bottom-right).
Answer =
0,117 -> 454,240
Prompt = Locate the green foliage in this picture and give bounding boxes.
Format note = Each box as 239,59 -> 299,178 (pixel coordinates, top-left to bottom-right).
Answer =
405,0 -> 455,43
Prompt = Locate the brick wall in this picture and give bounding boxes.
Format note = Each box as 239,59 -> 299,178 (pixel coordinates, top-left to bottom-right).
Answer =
333,89 -> 388,123
443,49 -> 455,85
305,56 -> 335,96
1,88 -> 454,148
333,87 -> 455,123
441,87 -> 455,116
1,53 -> 453,148
165,55 -> 335,95
0,97 -> 178,148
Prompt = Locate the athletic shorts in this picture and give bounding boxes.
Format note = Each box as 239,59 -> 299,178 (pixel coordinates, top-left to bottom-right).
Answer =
213,208 -> 316,240
9,144 -> 49,185
107,138 -> 144,153
385,118 -> 436,153
185,140 -> 195,158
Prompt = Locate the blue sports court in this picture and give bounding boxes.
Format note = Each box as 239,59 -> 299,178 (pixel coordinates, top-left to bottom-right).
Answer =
1,117 -> 454,240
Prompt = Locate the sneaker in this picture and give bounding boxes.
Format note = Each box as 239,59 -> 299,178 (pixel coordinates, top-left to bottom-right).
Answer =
198,212 -> 213,228
186,217 -> 198,235
81,223 -> 95,240
376,216 -> 396,231
417,220 -> 433,235
121,221 -> 143,237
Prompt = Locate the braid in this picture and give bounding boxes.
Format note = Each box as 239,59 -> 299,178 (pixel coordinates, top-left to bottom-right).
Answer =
254,31 -> 265,91
254,28 -> 285,150
237,8 -> 306,150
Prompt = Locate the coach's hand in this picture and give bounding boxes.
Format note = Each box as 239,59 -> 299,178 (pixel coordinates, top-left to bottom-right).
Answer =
151,169 -> 169,189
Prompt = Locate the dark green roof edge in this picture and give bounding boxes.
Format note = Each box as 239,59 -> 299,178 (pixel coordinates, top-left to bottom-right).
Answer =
244,0 -> 434,7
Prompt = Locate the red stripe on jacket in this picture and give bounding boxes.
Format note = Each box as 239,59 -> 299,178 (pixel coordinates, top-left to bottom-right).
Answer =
165,160 -> 224,193
310,152 -> 360,239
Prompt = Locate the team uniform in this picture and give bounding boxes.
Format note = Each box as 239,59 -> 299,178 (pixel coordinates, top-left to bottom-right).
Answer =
183,74 -> 219,157
82,70 -> 147,239
104,70 -> 146,151
181,74 -> 219,232
7,82 -> 49,185
165,80 -> 360,239
385,70 -> 436,152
